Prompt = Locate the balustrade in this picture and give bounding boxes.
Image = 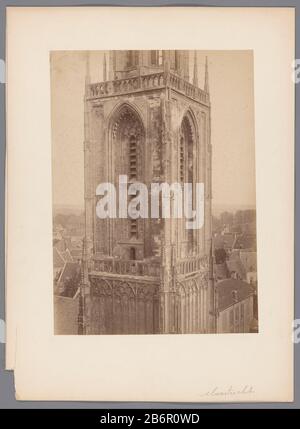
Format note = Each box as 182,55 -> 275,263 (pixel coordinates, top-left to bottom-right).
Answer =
92,257 -> 161,278
92,255 -> 207,278
88,72 -> 209,104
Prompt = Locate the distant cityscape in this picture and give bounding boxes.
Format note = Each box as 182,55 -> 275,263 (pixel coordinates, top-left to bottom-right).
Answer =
53,207 -> 258,334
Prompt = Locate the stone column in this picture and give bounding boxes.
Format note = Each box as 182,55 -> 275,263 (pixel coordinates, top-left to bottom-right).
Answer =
159,95 -> 173,334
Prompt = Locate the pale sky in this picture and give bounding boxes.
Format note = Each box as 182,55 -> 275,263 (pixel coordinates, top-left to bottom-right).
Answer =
51,50 -> 256,210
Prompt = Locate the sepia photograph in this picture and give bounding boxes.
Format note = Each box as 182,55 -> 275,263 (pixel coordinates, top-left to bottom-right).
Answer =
51,50 -> 258,335
4,5 -> 294,404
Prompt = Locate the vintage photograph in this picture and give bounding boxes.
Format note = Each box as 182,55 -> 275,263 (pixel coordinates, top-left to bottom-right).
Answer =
51,50 -> 258,335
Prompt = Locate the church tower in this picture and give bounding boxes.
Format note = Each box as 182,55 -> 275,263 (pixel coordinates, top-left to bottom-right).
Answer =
83,50 -> 213,334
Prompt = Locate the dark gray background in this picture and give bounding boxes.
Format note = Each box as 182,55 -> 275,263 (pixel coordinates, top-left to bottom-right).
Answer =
0,0 -> 298,409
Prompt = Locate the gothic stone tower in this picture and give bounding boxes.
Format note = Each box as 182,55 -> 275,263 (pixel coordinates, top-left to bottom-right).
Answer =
83,50 -> 213,335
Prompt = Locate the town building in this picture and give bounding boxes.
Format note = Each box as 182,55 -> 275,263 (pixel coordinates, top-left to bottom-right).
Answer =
215,279 -> 255,333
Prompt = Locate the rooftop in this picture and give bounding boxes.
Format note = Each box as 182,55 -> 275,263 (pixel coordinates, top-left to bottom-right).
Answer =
217,279 -> 254,311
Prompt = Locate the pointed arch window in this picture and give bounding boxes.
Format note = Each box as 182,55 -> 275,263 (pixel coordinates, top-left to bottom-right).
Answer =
180,112 -> 197,253
111,105 -> 145,242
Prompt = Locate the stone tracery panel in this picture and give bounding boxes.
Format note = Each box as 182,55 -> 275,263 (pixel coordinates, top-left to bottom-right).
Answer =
176,275 -> 207,334
89,277 -> 159,334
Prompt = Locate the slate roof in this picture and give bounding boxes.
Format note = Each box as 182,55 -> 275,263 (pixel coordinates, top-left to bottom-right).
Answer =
240,251 -> 257,272
217,279 -> 254,311
57,262 -> 80,285
54,295 -> 79,335
213,233 -> 236,250
53,247 -> 65,269
233,234 -> 256,251
226,258 -> 246,280
214,263 -> 229,280
60,249 -> 73,263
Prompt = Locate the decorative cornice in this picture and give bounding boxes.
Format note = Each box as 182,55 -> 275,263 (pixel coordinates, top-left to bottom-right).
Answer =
87,71 -> 210,106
